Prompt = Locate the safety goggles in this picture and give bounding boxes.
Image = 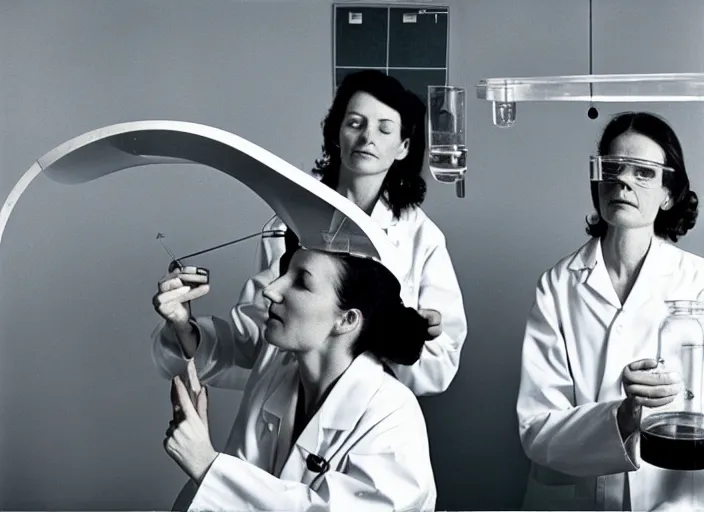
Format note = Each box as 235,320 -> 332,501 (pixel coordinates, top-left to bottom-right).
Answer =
589,155 -> 674,189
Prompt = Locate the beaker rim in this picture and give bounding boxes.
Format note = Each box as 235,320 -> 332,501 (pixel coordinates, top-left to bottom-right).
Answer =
665,299 -> 704,310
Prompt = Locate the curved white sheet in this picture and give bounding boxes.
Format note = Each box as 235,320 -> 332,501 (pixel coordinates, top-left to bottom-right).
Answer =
0,120 -> 401,281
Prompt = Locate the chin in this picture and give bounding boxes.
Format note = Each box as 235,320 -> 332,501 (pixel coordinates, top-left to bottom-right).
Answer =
342,161 -> 387,177
603,213 -> 651,230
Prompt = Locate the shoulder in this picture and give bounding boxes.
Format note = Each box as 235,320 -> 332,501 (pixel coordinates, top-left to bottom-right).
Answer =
398,206 -> 447,247
659,241 -> 704,296
534,239 -> 595,292
661,240 -> 704,270
370,371 -> 425,423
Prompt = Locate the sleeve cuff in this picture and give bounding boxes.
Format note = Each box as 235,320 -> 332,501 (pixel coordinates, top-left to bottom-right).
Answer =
609,401 -> 640,471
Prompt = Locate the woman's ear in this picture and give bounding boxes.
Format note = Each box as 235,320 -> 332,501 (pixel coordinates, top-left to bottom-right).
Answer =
333,309 -> 362,335
661,193 -> 673,211
395,138 -> 410,161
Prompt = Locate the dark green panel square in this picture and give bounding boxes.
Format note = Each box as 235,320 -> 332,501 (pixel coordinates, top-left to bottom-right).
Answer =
387,68 -> 447,106
388,8 -> 448,68
335,6 -> 388,68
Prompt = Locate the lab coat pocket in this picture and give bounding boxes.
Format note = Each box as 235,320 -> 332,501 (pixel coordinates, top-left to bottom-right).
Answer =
523,478 -> 577,511
523,464 -> 579,511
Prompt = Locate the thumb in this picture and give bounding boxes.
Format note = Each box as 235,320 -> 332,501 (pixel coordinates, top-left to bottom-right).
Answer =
419,308 -> 441,326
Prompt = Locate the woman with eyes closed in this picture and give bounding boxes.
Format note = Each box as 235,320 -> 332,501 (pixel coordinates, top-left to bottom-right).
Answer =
152,69 -> 467,397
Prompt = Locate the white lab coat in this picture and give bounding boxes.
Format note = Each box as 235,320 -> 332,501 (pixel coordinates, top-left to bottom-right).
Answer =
152,198 -> 467,396
517,236 -> 704,511
160,333 -> 437,512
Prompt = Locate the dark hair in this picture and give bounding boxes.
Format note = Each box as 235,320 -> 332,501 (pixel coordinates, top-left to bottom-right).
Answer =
313,69 -> 427,220
279,230 -> 427,366
586,111 -> 698,242
335,255 -> 427,365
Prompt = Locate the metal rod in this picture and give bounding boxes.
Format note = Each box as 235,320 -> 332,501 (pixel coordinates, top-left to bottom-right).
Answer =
176,229 -> 286,262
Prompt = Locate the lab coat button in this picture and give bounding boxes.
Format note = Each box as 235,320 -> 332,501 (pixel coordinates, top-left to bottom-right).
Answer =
267,422 -> 274,432
356,492 -> 365,497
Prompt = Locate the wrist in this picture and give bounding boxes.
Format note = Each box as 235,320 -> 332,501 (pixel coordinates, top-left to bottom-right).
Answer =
191,449 -> 219,485
617,397 -> 641,440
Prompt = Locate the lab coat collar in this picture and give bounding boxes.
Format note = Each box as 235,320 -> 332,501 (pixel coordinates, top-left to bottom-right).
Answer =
371,196 -> 399,229
567,235 -> 673,309
267,353 -> 384,483
262,351 -> 385,430
567,235 -> 671,273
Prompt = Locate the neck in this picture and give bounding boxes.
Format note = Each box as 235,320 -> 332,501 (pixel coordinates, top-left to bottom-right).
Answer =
295,346 -> 354,414
336,167 -> 386,215
601,227 -> 655,279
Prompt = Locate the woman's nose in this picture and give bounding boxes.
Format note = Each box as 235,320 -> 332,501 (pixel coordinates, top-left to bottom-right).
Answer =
358,125 -> 373,144
262,281 -> 283,303
615,176 -> 634,190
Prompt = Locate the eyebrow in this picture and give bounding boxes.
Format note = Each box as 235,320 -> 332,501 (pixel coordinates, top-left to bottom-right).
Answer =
346,111 -> 398,123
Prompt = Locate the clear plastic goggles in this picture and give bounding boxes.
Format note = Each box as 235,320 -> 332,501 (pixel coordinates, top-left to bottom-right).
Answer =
589,155 -> 674,189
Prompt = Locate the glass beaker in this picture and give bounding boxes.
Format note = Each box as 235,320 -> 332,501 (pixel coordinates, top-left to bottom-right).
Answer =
427,85 -> 467,198
640,300 -> 704,471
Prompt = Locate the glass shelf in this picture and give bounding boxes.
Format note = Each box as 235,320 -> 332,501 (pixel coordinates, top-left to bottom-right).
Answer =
475,73 -> 704,127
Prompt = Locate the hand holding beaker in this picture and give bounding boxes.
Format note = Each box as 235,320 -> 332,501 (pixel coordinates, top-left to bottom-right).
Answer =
617,359 -> 682,440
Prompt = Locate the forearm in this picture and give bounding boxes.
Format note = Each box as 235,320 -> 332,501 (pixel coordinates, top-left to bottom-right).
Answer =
520,399 -> 639,477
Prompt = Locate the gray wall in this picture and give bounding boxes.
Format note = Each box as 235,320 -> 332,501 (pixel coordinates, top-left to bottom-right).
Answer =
2,0 -> 704,510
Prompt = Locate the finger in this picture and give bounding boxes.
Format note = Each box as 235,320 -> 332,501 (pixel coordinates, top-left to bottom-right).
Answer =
625,369 -> 681,387
165,420 -> 178,437
178,273 -> 209,286
180,285 -> 210,302
634,395 -> 678,408
196,388 -> 209,424
156,301 -> 187,320
626,359 -> 660,372
155,286 -> 191,305
419,309 -> 442,325
159,277 -> 186,293
173,376 -> 198,418
186,359 -> 202,395
625,383 -> 682,399
163,434 -> 176,454
155,286 -> 210,309
427,325 -> 443,339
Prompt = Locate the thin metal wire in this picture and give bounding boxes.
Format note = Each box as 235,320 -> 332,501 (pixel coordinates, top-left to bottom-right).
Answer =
175,229 -> 286,262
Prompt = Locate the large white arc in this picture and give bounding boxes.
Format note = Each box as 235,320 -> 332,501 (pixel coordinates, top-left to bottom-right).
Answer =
0,120 -> 400,281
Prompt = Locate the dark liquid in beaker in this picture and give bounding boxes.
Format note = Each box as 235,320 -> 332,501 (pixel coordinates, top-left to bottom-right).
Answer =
640,416 -> 704,471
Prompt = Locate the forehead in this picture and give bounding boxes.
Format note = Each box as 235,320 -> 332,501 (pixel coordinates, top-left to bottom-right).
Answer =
608,131 -> 666,165
290,249 -> 341,278
345,91 -> 401,123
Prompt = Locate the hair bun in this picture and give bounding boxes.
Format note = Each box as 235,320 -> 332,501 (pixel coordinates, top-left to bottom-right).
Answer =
376,304 -> 427,366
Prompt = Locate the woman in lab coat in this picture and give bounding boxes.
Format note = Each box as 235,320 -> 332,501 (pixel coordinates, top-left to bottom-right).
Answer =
152,69 -> 467,397
517,111 -> 704,511
155,246 -> 437,511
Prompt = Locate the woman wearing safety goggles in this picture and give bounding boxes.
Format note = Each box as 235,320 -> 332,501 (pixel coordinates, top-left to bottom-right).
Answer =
516,111 -> 703,511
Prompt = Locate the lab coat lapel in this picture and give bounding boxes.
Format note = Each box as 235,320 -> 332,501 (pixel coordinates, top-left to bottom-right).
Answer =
278,353 -> 384,487
572,238 -> 622,309
370,200 -> 414,300
261,357 -> 299,476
